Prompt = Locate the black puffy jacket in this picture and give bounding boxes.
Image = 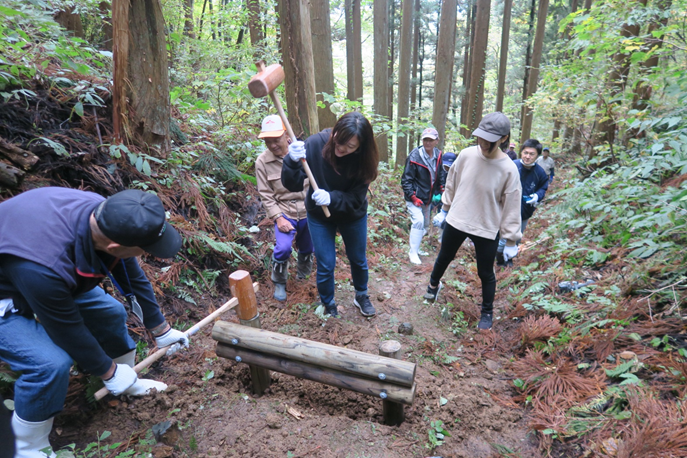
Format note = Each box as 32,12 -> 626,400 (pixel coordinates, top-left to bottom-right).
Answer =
401,147 -> 445,205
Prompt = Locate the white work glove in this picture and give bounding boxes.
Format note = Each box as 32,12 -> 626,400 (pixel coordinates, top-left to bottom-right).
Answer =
155,327 -> 190,356
311,189 -> 331,206
525,193 -> 539,205
503,245 -> 519,261
432,209 -> 447,228
288,140 -> 306,161
104,364 -> 168,396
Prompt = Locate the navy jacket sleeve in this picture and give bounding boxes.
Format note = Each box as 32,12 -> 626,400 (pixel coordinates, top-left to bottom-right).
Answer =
400,154 -> 417,201
281,155 -> 307,192
111,257 -> 165,330
534,167 -> 549,202
0,256 -> 113,377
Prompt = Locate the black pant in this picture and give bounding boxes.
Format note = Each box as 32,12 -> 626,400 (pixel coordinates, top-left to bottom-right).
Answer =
429,223 -> 499,313
0,394 -> 14,458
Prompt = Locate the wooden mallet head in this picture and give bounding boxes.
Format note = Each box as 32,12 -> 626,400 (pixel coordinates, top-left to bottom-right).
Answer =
248,62 -> 285,98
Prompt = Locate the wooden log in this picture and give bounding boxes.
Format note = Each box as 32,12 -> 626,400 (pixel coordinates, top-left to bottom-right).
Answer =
212,321 -> 416,388
0,162 -> 24,188
229,270 -> 270,396
0,138 -> 39,170
216,343 -> 416,405
379,340 -> 405,426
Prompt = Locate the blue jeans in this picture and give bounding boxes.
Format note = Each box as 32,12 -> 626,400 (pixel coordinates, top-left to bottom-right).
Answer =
273,216 -> 314,261
0,287 -> 134,421
307,214 -> 369,305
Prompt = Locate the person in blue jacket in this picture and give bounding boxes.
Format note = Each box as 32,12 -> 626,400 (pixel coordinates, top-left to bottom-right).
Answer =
496,139 -> 549,266
281,112 -> 379,318
0,188 -> 188,457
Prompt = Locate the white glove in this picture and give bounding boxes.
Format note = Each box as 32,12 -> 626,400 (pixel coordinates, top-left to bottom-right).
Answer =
432,210 -> 447,228
503,245 -> 519,261
155,327 -> 189,356
525,193 -> 539,205
104,364 -> 168,396
288,140 -> 306,161
312,189 -> 331,206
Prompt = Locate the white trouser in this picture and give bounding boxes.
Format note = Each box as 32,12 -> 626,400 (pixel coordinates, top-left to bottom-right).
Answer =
406,201 -> 430,231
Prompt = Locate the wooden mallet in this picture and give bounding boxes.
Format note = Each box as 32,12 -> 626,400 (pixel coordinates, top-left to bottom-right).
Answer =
249,61 -> 331,218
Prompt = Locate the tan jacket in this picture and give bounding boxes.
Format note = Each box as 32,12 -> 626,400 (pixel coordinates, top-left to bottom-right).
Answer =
255,149 -> 309,221
442,145 -> 522,243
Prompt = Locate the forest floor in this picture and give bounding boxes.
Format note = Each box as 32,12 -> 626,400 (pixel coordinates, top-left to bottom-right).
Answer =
51,183 -> 563,458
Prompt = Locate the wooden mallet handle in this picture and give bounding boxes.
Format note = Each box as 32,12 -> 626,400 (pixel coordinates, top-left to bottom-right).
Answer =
254,62 -> 331,218
94,283 -> 259,401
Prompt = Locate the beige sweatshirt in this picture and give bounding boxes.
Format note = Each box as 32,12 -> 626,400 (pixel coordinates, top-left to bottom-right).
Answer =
442,145 -> 522,243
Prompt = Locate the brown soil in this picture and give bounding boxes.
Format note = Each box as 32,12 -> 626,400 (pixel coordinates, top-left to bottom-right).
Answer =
50,207 -> 557,458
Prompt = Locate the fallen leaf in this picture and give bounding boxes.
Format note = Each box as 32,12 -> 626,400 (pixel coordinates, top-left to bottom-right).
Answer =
286,404 -> 304,420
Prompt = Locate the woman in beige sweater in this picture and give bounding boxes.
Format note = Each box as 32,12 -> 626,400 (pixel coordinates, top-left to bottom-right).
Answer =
425,112 -> 522,330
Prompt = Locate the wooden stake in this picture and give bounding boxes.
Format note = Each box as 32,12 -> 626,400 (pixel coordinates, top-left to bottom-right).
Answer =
229,270 -> 271,396
380,340 -> 405,425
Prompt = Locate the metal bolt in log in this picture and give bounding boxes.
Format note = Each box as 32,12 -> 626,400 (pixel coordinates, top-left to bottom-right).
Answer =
379,340 -> 405,426
228,270 -> 271,396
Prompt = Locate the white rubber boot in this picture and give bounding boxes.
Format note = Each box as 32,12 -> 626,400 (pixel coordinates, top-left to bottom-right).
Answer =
12,413 -> 56,458
408,228 -> 423,265
113,349 -> 136,367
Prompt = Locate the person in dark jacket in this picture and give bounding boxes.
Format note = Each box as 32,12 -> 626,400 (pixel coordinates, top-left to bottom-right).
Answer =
0,187 -> 187,457
282,112 -> 379,318
401,128 -> 445,265
496,139 -> 549,266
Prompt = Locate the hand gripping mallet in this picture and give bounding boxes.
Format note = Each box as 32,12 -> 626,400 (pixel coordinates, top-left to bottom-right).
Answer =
93,283 -> 259,401
248,61 -> 331,218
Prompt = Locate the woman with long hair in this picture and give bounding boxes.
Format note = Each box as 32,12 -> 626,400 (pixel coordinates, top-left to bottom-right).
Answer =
426,112 -> 522,330
282,112 -> 379,318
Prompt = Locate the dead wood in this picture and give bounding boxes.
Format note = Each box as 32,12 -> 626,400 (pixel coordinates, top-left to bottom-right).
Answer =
0,161 -> 25,188
0,137 -> 39,170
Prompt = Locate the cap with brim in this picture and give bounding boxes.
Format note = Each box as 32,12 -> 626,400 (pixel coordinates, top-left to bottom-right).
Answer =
95,190 -> 182,259
421,127 -> 439,140
472,112 -> 511,143
258,115 -> 286,139
543,147 -> 550,151
442,152 -> 457,167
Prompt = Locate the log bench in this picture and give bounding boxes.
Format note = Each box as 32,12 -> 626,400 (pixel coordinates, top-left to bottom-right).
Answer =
212,270 -> 416,425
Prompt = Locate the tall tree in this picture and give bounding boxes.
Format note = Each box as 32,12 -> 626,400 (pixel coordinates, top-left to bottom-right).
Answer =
99,2 -> 113,50
410,0 -> 421,112
519,0 -> 549,143
464,0 -> 491,134
388,0 -> 396,122
588,0 -> 646,158
113,0 -> 171,153
374,0 -> 390,162
395,0 -> 414,168
183,0 -> 195,38
278,0 -> 319,137
311,0 -> 337,128
495,0 -> 513,112
247,0 -> 264,45
344,0 -> 363,103
54,7 -> 85,38
460,1 -> 475,137
520,0 -> 536,118
432,0 -> 457,149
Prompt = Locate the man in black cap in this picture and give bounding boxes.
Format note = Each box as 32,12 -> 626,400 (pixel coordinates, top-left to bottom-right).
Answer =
0,187 -> 186,458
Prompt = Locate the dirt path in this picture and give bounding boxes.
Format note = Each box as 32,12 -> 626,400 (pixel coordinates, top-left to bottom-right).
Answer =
54,196 -> 556,457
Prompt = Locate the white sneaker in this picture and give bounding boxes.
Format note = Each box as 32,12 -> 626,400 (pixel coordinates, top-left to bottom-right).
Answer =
408,251 -> 421,265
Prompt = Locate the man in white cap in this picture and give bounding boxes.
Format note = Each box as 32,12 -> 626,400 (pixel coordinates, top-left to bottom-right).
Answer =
255,115 -> 313,301
401,127 -> 446,264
